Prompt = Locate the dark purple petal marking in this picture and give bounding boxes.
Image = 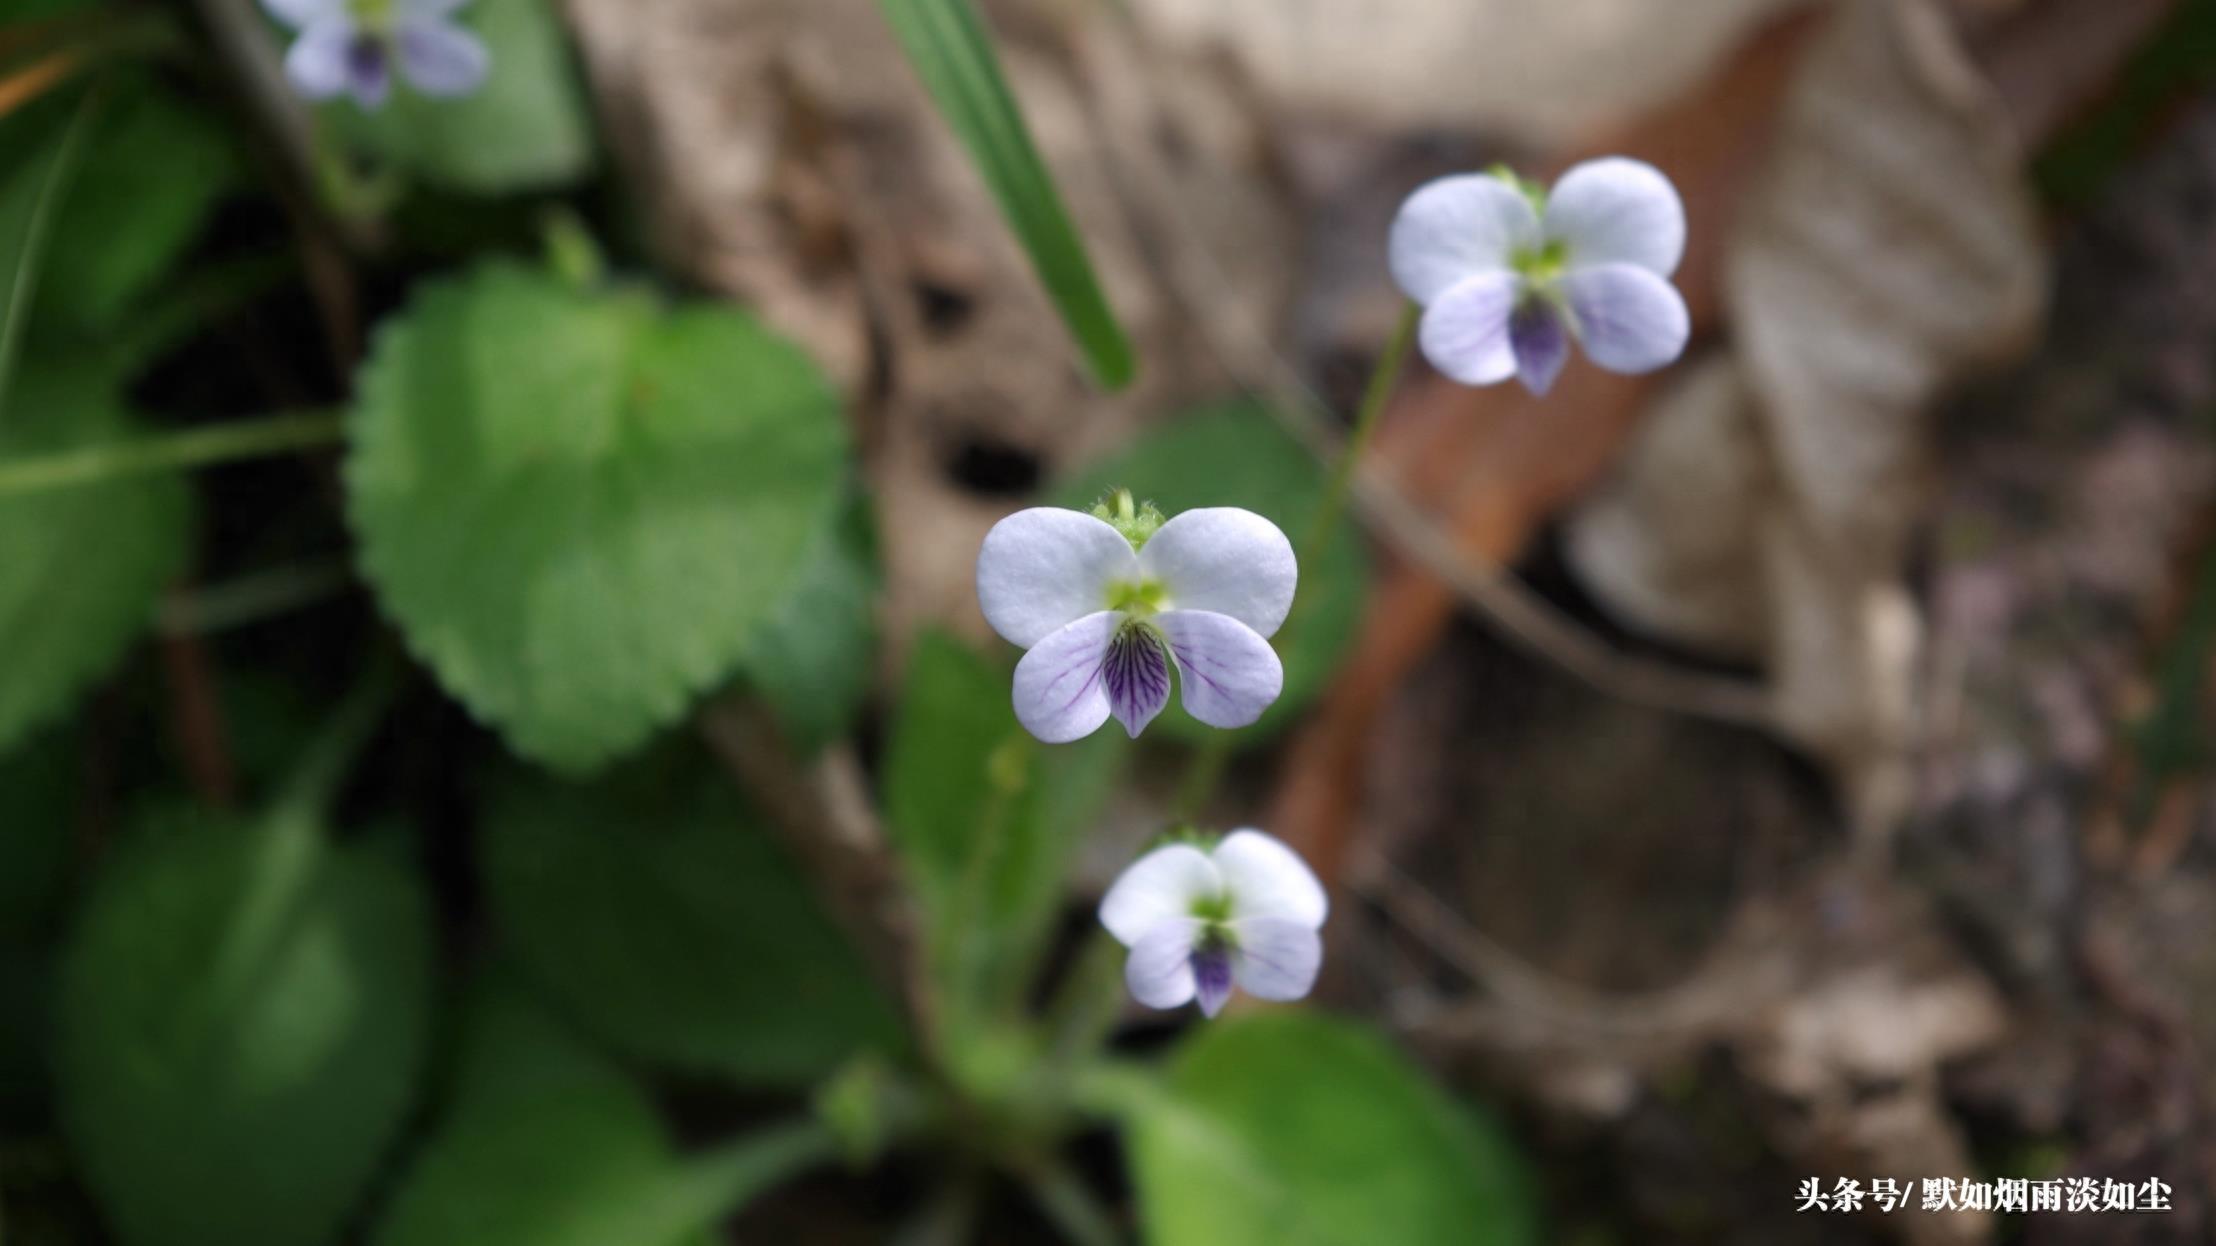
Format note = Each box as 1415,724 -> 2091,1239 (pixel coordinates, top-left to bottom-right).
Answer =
1190,944 -> 1234,1018
344,32 -> 392,108
1509,300 -> 1570,396
1103,620 -> 1172,737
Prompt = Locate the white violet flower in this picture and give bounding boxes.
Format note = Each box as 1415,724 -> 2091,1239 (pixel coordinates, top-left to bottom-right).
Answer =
1100,830 -> 1327,1017
976,491 -> 1294,744
263,0 -> 490,110
1389,158 -> 1690,396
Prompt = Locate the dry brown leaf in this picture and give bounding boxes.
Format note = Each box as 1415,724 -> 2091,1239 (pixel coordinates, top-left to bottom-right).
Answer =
1128,0 -> 1815,142
1563,358 -> 1772,657
1567,0 -> 2045,832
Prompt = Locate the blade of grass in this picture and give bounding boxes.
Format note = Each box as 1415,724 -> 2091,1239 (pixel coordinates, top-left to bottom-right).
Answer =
0,78 -> 100,426
877,0 -> 1136,390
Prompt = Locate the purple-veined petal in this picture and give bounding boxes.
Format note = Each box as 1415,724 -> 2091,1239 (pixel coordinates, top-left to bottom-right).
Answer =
1100,845 -> 1223,946
1011,610 -> 1118,744
976,508 -> 1139,648
1103,621 -> 1174,739
1509,300 -> 1570,396
1155,610 -> 1283,730
262,0 -> 345,30
1543,157 -> 1685,277
1191,944 -> 1236,1017
1417,271 -> 1520,387
1388,174 -> 1538,305
1562,262 -> 1690,376
1124,919 -> 1204,1010
1136,507 -> 1296,638
395,17 -> 488,97
1213,830 -> 1327,928
1230,916 -> 1323,1002
343,32 -> 393,109
282,17 -> 363,101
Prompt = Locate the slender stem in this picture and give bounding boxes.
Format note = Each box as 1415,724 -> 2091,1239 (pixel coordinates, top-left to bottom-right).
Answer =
1022,1160 -> 1127,1246
1300,301 -> 1418,561
1170,304 -> 1419,823
1045,927 -> 1128,1065
157,556 -> 354,635
0,410 -> 345,497
662,1119 -> 846,1232
1171,733 -> 1229,823
272,651 -> 400,823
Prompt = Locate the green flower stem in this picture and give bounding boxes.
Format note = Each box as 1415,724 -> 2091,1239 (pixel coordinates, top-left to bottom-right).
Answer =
1172,303 -> 1419,823
0,410 -> 345,498
156,556 -> 355,636
1046,926 -> 1129,1066
1301,300 -> 1419,560
664,1118 -> 848,1232
1020,1159 -> 1128,1246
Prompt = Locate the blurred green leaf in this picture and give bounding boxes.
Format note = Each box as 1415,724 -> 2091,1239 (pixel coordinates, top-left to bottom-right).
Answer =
0,367 -> 189,754
736,499 -> 878,756
1127,1013 -> 1537,1246
377,981 -> 834,1246
54,806 -> 435,1246
0,74 -> 240,383
347,262 -> 849,772
333,0 -> 595,194
480,747 -> 903,1087
884,632 -> 1125,1020
0,725 -> 75,1118
0,82 -> 96,414
34,80 -> 239,337
877,0 -> 1135,389
1056,401 -> 1368,741
0,726 -> 74,941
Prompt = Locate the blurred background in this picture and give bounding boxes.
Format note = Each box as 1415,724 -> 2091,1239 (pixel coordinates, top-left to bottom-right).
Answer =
5,0 -> 2216,1242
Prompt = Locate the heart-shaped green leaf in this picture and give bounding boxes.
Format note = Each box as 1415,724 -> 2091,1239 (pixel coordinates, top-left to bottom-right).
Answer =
1126,1013 -> 1537,1246
376,983 -> 813,1246
54,808 -> 434,1246
0,368 -> 189,754
347,263 -> 849,772
480,748 -> 903,1086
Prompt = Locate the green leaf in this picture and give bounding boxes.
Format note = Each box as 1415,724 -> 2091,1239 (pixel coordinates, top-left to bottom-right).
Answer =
347,262 -> 850,772
332,0 -> 595,194
0,725 -> 75,1118
0,84 -> 97,414
480,747 -> 903,1087
0,367 -> 189,753
884,632 -> 1124,1019
1126,1014 -> 1537,1246
54,806 -> 435,1246
33,80 -> 239,337
736,499 -> 878,756
0,724 -> 76,942
877,0 -> 1134,389
378,981 -> 835,1246
1056,401 -> 1368,741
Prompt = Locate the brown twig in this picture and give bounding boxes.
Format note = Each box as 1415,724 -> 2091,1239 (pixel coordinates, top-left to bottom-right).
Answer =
156,601 -> 239,808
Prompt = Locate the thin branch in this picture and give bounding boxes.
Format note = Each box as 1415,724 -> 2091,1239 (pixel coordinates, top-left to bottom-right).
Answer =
1349,843 -> 1756,1041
